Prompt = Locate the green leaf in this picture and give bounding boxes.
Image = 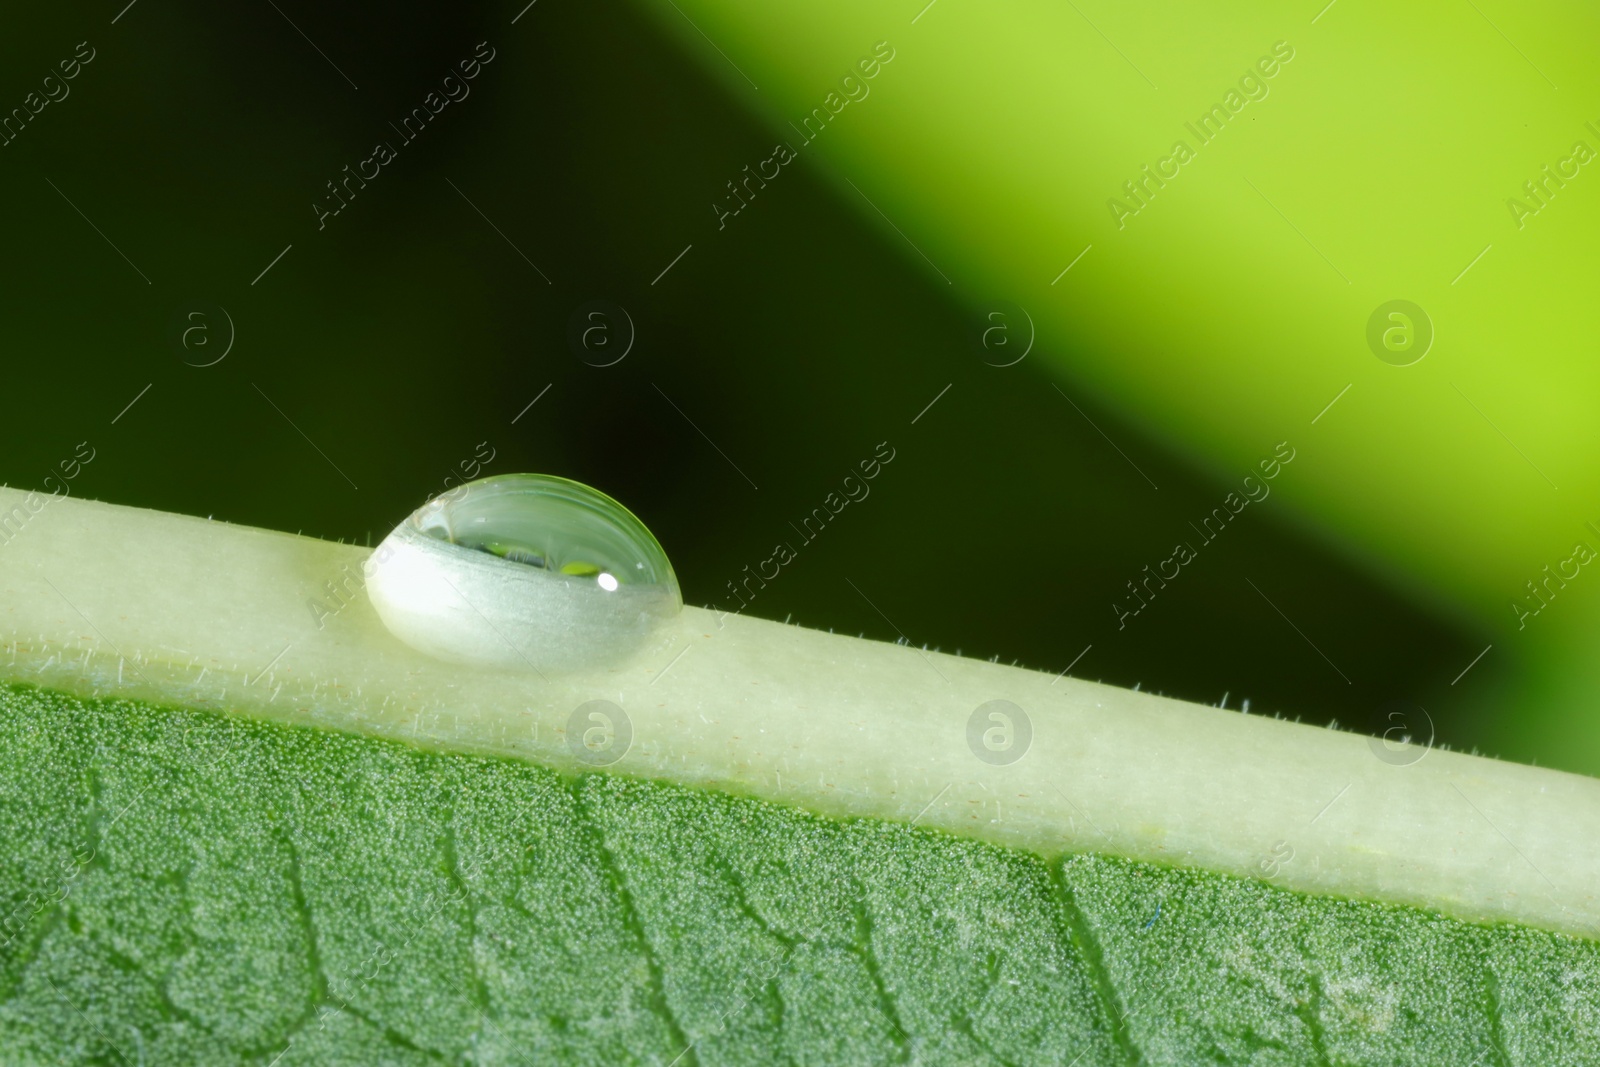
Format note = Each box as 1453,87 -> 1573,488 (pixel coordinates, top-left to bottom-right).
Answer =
2,682 -> 1595,1065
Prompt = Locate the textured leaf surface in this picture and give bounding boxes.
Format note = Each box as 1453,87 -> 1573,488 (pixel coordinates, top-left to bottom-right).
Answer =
0,683 -> 1596,1065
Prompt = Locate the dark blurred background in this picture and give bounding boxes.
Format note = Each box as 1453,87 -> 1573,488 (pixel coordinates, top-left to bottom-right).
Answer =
0,1 -> 1503,748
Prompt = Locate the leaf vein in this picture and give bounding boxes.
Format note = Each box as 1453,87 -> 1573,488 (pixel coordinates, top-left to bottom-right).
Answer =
1050,859 -> 1145,1067
573,777 -> 699,1065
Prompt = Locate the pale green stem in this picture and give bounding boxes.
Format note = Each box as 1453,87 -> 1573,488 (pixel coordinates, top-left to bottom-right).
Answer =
1,487 -> 1595,940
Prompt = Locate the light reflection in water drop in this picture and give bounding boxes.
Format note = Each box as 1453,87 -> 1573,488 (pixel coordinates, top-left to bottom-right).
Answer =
365,474 -> 680,674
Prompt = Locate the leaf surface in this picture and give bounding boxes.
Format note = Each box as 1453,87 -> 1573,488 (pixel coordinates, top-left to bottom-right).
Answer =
2,683 -> 1596,1065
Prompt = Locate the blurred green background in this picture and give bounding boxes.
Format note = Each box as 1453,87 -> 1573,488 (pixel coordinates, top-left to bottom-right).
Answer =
6,0 -> 1574,770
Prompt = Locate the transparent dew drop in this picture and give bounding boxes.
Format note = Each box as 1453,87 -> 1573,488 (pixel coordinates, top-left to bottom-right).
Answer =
364,473 -> 681,673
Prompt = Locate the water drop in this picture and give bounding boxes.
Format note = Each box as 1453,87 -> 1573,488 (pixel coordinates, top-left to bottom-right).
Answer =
365,474 -> 680,673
